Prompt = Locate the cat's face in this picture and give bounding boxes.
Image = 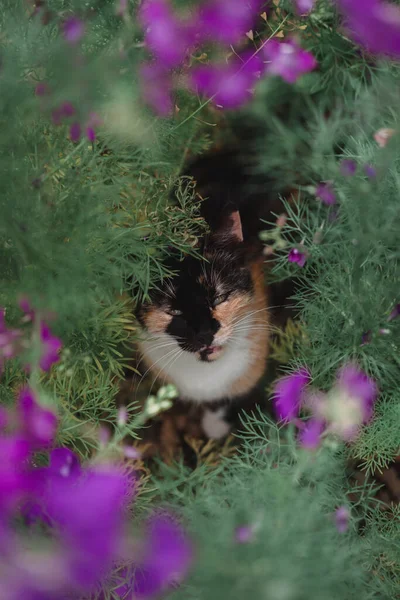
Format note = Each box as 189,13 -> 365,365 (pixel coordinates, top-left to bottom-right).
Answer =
137,247 -> 254,362
136,212 -> 265,363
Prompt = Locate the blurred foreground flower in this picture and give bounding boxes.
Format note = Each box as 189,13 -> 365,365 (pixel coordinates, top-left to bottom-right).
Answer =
191,52 -> 263,109
337,0 -> 400,58
0,384 -> 193,600
273,368 -> 310,422
136,0 -> 316,114
273,363 -> 378,447
198,0 -> 262,45
315,182 -> 336,205
262,39 -> 317,84
335,506 -> 350,533
295,0 -> 315,14
139,0 -> 193,68
63,16 -> 85,45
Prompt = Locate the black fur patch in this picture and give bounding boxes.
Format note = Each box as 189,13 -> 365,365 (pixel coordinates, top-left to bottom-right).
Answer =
139,237 -> 253,353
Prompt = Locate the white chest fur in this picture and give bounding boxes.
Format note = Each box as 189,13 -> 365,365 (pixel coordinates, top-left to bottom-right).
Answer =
138,327 -> 255,403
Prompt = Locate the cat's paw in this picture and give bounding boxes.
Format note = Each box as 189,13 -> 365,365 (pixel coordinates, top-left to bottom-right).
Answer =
202,408 -> 231,440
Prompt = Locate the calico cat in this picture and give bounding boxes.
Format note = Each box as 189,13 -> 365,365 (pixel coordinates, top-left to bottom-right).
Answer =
136,149 -> 283,439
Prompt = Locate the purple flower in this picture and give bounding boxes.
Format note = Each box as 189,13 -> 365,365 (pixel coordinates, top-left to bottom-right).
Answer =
335,506 -> 350,533
298,417 -> 325,449
139,0 -> 192,68
18,387 -> 57,448
63,17 -> 85,45
39,321 -> 62,371
273,368 -> 310,423
364,164 -> 377,178
44,466 -> 132,588
263,39 -> 317,84
69,122 -> 81,143
388,302 -> 400,321
295,0 -> 315,14
86,127 -> 96,142
234,525 -> 254,543
315,182 -> 336,206
198,0 -> 262,46
337,0 -> 400,58
85,112 -> 102,143
140,62 -> 173,116
49,448 -> 81,479
288,247 -> 307,267
191,52 -> 264,109
325,364 -> 378,440
340,159 -> 357,176
0,436 -> 33,513
133,513 -> 193,598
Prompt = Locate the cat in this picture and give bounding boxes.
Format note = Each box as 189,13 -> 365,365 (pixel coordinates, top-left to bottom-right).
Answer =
135,148 -> 285,439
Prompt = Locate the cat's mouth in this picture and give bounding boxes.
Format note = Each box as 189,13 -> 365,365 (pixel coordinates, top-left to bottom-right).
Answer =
198,344 -> 224,362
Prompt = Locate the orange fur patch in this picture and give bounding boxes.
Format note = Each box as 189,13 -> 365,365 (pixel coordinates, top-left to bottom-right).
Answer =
143,308 -> 172,334
227,261 -> 269,397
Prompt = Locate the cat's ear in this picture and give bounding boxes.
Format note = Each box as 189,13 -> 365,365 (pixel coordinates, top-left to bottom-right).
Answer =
218,210 -> 243,243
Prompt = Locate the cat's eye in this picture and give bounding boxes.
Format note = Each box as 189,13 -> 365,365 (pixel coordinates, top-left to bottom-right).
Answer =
168,308 -> 183,317
213,293 -> 230,306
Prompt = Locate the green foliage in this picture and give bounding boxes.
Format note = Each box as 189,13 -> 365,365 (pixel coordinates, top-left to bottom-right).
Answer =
0,0 -> 399,599
153,414 -> 385,600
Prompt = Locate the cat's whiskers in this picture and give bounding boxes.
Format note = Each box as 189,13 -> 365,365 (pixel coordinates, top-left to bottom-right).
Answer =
146,347 -> 184,402
231,306 -> 270,327
135,339 -> 178,371
134,345 -> 179,400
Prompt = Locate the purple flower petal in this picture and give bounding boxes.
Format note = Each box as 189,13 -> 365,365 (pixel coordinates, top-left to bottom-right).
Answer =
69,122 -> 81,143
63,17 -> 85,45
364,163 -> 377,178
198,0 -> 262,46
39,321 -> 62,371
273,368 -> 310,423
50,448 -> 81,479
191,51 -> 264,109
263,39 -> 317,84
0,436 -> 33,513
86,126 -> 96,142
234,525 -> 254,543
139,0 -> 192,68
388,302 -> 400,321
335,506 -> 350,533
337,364 -> 378,424
288,247 -> 307,267
295,0 -> 315,14
298,418 -> 325,449
340,159 -> 357,176
134,513 -> 193,598
337,0 -> 400,58
44,466 -> 132,588
18,387 -> 57,447
315,182 -> 336,205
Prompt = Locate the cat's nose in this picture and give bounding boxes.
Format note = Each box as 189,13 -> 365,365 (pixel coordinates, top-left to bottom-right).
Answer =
197,331 -> 215,347
196,319 -> 220,347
